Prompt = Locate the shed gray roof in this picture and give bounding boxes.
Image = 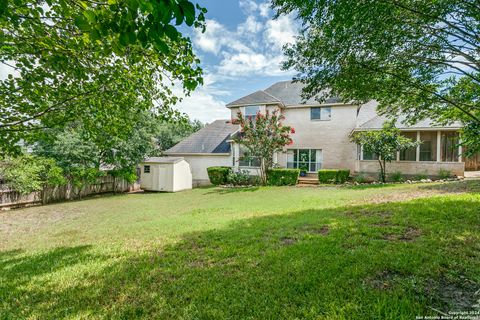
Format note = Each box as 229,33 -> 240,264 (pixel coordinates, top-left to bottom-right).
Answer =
165,120 -> 238,154
142,157 -> 185,164
226,80 -> 341,107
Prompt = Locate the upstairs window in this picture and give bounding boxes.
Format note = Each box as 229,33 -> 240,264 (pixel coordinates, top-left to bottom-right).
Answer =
244,106 -> 260,120
144,165 -> 151,173
310,107 -> 331,121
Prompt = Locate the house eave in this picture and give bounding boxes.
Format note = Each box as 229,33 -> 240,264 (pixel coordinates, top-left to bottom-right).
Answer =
164,152 -> 231,156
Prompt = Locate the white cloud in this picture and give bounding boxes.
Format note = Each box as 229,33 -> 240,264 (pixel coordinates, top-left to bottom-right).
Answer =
170,73 -> 231,123
237,16 -> 263,34
175,88 -> 230,123
239,0 -> 270,17
193,19 -> 253,56
192,9 -> 298,78
264,15 -> 297,49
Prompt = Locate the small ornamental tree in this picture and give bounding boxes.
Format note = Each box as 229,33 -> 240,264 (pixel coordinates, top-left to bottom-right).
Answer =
233,110 -> 294,185
351,120 -> 419,182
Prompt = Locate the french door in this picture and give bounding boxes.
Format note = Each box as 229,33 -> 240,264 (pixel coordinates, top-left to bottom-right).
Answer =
287,149 -> 323,172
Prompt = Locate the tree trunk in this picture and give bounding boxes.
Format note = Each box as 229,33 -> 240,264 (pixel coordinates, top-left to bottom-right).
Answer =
378,159 -> 386,183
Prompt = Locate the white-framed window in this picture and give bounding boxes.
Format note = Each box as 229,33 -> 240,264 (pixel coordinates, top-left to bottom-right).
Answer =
238,145 -> 261,167
244,105 -> 260,120
144,165 -> 151,173
310,107 -> 331,121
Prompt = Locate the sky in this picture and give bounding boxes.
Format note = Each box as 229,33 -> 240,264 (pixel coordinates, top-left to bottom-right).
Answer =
0,0 -> 299,124
176,0 -> 299,123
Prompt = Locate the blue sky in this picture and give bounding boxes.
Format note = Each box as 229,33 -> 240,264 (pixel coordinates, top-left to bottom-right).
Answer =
175,0 -> 298,123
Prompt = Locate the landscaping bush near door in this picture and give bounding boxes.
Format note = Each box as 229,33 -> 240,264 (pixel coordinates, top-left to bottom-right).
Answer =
318,169 -> 351,184
227,170 -> 260,186
207,167 -> 232,185
266,169 -> 300,186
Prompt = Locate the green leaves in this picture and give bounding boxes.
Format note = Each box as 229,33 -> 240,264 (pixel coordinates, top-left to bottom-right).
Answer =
234,110 -> 293,185
351,120 -> 420,182
0,0 -> 206,154
273,0 -> 479,151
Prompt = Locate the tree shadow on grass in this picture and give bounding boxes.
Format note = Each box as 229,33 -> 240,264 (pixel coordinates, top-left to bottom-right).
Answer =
1,197 -> 479,319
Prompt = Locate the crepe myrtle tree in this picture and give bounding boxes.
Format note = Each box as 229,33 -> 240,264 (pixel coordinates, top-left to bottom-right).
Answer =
351,120 -> 419,183
233,110 -> 294,185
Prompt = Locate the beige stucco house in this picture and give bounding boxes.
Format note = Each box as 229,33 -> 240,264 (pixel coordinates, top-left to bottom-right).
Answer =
166,81 -> 467,186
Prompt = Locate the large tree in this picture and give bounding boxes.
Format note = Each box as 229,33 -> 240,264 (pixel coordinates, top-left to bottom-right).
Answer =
0,0 -> 206,155
272,0 -> 480,154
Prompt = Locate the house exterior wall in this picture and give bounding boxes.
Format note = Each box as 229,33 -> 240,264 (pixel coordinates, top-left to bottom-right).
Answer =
172,154 -> 232,186
357,160 -> 465,177
278,105 -> 359,172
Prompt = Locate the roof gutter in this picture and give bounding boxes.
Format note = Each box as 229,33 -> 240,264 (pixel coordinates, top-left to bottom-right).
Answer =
164,152 -> 231,156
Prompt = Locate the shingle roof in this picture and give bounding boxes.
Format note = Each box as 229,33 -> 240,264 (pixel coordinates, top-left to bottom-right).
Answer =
226,90 -> 282,107
356,101 -> 463,130
142,157 -> 185,164
357,115 -> 463,130
165,120 -> 238,154
226,80 -> 341,107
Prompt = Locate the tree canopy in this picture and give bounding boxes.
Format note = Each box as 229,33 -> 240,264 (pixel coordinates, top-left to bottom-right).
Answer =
273,0 -> 480,154
0,0 -> 206,154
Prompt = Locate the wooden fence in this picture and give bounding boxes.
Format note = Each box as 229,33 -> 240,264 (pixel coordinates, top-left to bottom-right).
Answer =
0,175 -> 140,209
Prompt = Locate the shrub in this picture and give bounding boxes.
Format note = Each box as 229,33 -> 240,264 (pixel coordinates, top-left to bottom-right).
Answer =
207,166 -> 232,185
389,171 -> 403,182
227,170 -> 255,186
318,169 -> 338,184
318,169 -> 350,184
438,168 -> 452,179
336,169 -> 351,183
414,171 -> 428,181
354,172 -> 368,183
266,169 -> 300,186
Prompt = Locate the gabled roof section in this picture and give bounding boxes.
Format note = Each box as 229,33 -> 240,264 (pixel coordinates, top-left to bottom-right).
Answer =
357,115 -> 463,130
165,120 -> 238,154
226,90 -> 282,107
226,80 -> 341,107
355,101 -> 463,130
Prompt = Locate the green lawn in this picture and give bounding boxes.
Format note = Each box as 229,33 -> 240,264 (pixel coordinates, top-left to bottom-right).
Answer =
1,182 -> 479,319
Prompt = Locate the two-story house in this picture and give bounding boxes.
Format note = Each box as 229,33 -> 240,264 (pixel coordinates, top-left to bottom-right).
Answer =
165,80 -> 467,186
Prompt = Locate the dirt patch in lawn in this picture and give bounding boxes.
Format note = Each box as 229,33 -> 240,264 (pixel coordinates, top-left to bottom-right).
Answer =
381,226 -> 422,242
279,236 -> 297,246
297,225 -> 330,236
365,270 -> 411,291
424,276 -> 480,312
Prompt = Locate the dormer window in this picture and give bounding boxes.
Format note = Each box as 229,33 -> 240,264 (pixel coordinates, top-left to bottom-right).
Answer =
310,107 -> 331,121
244,105 -> 260,120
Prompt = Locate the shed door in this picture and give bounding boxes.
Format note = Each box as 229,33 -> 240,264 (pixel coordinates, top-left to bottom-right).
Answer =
157,165 -> 169,191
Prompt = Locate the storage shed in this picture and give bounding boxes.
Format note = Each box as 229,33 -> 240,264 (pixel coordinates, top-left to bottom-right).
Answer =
140,157 -> 192,192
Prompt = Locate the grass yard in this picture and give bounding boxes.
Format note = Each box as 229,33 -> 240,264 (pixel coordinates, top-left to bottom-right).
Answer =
1,181 -> 479,319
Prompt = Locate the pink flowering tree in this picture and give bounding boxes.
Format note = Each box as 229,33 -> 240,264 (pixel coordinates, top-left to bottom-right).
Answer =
233,109 -> 294,185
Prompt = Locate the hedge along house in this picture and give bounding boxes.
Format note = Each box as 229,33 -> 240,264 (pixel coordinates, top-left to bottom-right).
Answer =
165,81 -> 471,185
